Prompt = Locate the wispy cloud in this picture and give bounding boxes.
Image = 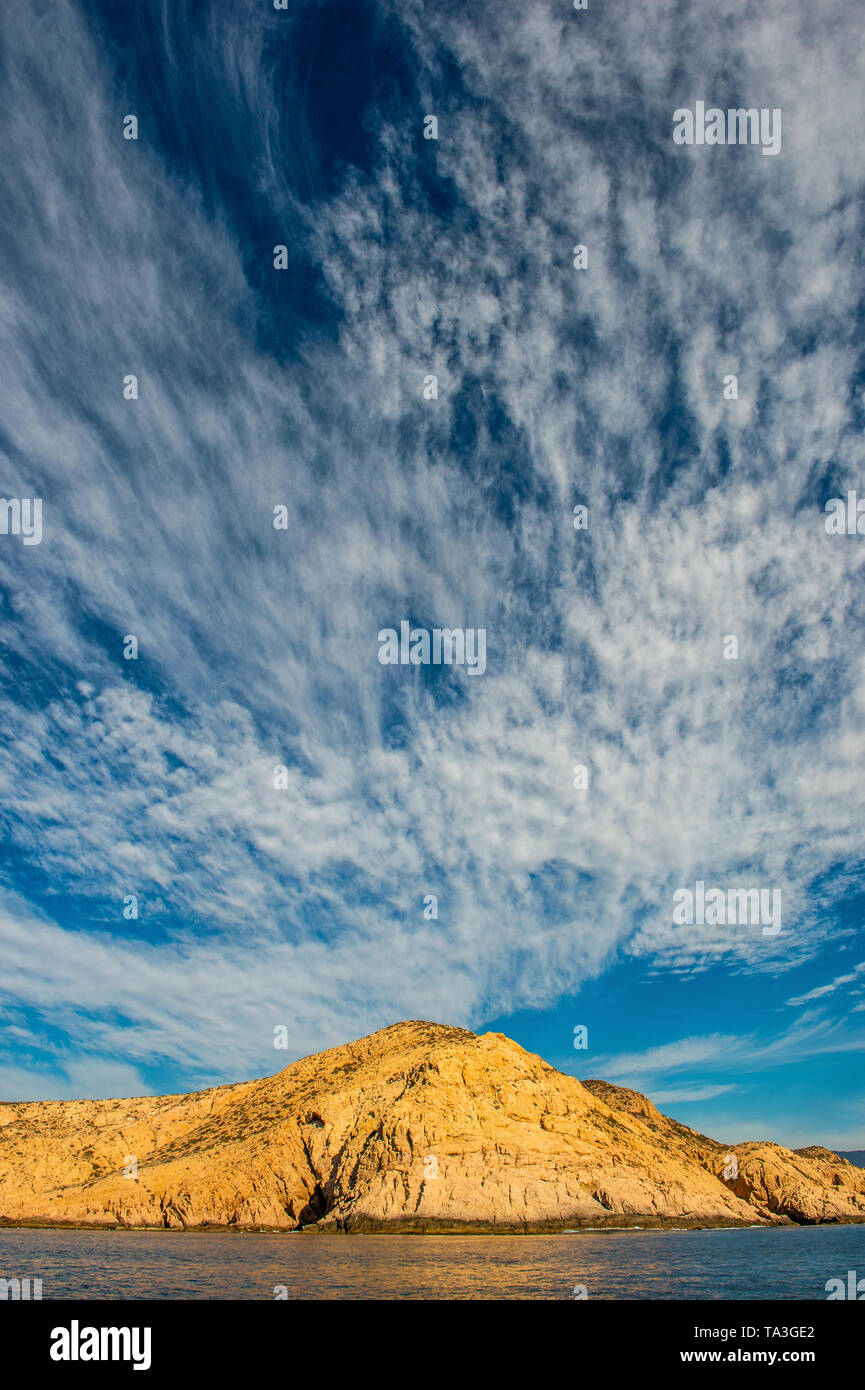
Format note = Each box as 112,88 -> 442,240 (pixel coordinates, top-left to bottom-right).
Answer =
786,962 -> 865,1007
649,1084 -> 738,1104
0,0 -> 864,1091
592,1010 -> 865,1089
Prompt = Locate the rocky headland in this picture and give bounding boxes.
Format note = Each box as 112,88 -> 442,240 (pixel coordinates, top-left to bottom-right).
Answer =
1,1021 -> 862,1232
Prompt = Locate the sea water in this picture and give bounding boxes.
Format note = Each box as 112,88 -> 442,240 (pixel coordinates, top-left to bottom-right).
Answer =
1,1224 -> 863,1300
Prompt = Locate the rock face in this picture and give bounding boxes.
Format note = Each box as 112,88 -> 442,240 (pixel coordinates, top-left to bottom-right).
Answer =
0,1021 -> 862,1231
579,1080 -> 865,1226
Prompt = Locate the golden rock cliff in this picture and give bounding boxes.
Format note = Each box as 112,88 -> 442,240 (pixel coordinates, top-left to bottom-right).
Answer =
0,1021 -> 862,1231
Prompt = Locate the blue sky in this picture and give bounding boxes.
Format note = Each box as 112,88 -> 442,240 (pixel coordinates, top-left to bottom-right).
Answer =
0,0 -> 864,1150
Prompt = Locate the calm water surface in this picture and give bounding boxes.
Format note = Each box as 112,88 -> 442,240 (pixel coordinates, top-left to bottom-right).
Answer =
1,1225 -> 863,1299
